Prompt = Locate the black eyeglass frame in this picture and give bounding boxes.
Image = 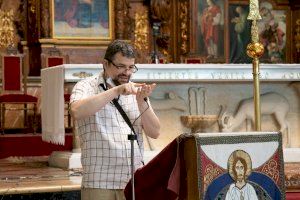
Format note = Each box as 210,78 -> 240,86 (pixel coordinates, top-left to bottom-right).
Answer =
106,59 -> 138,73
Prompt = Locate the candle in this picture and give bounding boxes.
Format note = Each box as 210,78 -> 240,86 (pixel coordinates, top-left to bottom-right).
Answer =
247,0 -> 262,20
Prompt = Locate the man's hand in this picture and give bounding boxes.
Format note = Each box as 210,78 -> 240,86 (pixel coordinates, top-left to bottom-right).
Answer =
136,83 -> 156,103
115,82 -> 156,103
116,82 -> 145,95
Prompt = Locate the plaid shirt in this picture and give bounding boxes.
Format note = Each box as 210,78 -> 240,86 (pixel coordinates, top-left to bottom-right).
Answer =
70,73 -> 144,189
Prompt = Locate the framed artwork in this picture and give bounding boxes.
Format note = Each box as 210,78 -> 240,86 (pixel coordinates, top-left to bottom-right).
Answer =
228,3 -> 252,63
196,0 -> 225,63
257,1 -> 289,63
51,0 -> 113,39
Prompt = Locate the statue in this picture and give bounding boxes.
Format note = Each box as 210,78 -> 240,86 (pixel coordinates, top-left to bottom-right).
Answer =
220,92 -> 290,146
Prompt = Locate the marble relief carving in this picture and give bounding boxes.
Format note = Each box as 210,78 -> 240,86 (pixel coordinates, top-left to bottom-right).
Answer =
150,92 -> 187,112
220,92 -> 290,146
291,82 -> 300,97
181,87 -> 220,133
188,87 -> 207,115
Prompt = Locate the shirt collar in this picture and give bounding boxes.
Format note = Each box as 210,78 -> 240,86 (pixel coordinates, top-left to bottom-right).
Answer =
97,71 -> 105,87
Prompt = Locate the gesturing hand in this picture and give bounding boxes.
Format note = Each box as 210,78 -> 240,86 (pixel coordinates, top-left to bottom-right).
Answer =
117,82 -> 145,95
136,83 -> 156,103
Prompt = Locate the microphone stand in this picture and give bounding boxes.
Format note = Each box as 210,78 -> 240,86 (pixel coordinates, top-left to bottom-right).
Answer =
128,134 -> 137,200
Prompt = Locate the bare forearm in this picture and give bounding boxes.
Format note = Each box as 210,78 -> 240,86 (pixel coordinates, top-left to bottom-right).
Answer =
71,87 -> 119,120
139,102 -> 161,139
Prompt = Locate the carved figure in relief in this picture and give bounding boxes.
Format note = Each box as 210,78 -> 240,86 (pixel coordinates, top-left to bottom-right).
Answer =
220,92 -> 290,146
150,92 -> 187,112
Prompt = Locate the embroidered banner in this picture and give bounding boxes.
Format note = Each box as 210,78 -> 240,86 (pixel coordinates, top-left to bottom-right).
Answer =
194,132 -> 285,200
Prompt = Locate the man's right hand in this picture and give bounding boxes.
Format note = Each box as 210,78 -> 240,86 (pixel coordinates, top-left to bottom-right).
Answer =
117,82 -> 145,96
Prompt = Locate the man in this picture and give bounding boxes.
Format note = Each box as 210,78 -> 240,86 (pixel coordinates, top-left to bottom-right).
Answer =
225,150 -> 258,200
70,40 -> 161,200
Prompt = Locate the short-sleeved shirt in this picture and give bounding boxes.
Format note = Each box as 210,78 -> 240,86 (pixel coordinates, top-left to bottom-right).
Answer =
70,73 -> 144,189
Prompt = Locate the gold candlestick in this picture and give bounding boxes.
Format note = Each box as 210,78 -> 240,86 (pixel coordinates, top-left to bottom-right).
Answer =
246,0 -> 264,131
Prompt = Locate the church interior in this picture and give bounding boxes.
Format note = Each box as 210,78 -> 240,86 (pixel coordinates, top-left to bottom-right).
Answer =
0,0 -> 300,199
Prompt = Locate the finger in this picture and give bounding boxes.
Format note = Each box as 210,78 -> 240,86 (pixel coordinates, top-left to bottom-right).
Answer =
131,83 -> 138,94
150,83 -> 157,90
133,83 -> 146,88
145,84 -> 156,93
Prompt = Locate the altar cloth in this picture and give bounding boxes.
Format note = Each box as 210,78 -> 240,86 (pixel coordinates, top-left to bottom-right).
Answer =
125,132 -> 285,200
194,132 -> 285,200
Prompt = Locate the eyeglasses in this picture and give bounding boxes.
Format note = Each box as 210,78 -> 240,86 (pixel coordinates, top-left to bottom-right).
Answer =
106,59 -> 138,73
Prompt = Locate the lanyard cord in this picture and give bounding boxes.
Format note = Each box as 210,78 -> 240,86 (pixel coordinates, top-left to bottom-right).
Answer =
99,83 -> 149,165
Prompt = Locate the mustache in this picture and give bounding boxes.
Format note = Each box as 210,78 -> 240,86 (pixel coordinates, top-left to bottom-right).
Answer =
112,74 -> 131,85
117,74 -> 131,80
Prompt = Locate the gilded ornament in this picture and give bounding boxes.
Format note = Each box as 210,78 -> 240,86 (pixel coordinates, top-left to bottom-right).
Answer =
0,9 -> 15,48
203,164 -> 221,191
134,12 -> 149,51
247,0 -> 262,20
261,159 -> 279,183
73,71 -> 93,78
246,42 -> 264,58
179,2 -> 188,54
247,0 -> 264,131
250,20 -> 259,43
28,0 -> 36,13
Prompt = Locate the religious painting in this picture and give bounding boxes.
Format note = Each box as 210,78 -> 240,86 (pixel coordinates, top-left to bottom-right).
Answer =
196,0 -> 225,63
258,1 -> 287,63
195,132 -> 285,199
51,0 -> 113,39
229,4 -> 252,63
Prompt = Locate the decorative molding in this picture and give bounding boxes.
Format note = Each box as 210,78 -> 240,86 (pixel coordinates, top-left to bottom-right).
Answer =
61,64 -> 300,83
133,64 -> 300,82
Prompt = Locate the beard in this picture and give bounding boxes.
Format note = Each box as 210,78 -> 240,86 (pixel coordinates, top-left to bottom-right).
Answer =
113,74 -> 131,85
236,174 -> 245,182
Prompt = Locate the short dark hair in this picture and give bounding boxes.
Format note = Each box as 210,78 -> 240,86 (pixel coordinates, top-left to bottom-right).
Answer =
104,40 -> 136,61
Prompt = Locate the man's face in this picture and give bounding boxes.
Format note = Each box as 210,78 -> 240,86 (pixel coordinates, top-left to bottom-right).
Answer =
235,160 -> 245,181
104,52 -> 135,85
